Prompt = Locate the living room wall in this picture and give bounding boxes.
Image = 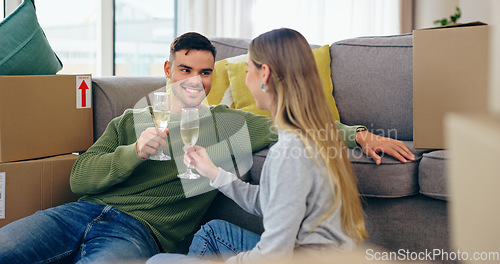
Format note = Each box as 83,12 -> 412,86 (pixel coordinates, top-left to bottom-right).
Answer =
460,0 -> 500,114
414,0 -> 459,29
415,0 -> 499,114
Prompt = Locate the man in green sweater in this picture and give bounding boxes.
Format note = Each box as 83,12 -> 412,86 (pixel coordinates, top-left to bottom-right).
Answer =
0,32 -> 414,263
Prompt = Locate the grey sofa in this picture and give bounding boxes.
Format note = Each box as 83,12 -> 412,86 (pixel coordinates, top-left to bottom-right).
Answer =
91,34 -> 450,262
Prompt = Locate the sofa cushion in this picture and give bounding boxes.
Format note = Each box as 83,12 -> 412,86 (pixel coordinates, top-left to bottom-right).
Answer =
347,141 -> 428,198
92,76 -> 166,140
249,141 -> 432,198
418,150 -> 448,201
331,34 -> 413,141
0,0 -> 62,75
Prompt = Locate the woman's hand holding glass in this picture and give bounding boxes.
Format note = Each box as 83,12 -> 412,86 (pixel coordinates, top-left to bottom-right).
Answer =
183,145 -> 220,181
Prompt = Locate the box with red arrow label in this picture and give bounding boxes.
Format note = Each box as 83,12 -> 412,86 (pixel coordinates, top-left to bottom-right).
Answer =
76,76 -> 91,109
0,74 -> 93,162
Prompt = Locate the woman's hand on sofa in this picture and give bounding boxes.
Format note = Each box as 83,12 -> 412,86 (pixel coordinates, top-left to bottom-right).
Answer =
355,130 -> 415,165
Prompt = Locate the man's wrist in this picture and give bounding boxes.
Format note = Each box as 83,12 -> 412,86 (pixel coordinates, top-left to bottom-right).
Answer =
355,127 -> 368,147
356,127 -> 367,133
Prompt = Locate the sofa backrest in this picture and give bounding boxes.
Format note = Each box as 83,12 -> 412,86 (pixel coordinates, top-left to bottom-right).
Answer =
210,38 -> 250,61
331,34 -> 413,141
92,76 -> 166,140
91,35 -> 414,142
210,37 -> 321,60
212,35 -> 414,141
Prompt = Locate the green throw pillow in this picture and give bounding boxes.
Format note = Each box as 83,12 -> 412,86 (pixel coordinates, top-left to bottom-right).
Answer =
0,0 -> 63,75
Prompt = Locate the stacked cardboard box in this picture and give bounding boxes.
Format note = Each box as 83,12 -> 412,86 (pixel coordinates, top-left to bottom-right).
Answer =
0,74 -> 93,227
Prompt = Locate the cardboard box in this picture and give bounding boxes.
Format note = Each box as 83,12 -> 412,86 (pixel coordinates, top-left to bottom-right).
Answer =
446,114 -> 500,260
413,22 -> 490,149
0,74 -> 93,162
0,154 -> 80,228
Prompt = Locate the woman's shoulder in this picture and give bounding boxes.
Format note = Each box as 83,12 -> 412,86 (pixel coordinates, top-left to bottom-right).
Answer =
275,130 -> 305,147
270,129 -> 323,163
268,130 -> 308,157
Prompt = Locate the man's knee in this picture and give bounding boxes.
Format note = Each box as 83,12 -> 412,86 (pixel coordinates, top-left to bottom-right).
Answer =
193,219 -> 230,242
202,219 -> 231,232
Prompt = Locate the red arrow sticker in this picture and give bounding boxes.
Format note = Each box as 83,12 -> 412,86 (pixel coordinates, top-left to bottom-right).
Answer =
76,76 -> 91,109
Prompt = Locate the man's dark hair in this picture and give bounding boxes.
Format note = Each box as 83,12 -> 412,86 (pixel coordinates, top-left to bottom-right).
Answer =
169,32 -> 217,62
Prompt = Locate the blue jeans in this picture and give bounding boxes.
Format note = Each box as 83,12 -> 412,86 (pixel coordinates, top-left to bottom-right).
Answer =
146,220 -> 260,264
0,201 -> 160,263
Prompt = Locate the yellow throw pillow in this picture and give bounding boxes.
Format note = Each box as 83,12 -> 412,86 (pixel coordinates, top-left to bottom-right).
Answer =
227,45 -> 340,120
206,59 -> 230,105
206,54 -> 247,106
226,61 -> 272,117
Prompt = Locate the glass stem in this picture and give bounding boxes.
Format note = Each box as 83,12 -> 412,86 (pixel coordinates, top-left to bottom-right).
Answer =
186,154 -> 192,173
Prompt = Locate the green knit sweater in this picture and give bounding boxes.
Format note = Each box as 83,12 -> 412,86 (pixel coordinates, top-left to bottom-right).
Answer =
70,104 -> 360,252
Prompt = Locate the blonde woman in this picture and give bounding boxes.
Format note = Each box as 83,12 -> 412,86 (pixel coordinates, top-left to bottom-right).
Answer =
147,28 -> 369,264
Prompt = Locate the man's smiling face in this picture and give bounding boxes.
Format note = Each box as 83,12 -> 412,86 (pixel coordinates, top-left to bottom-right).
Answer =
164,49 -> 214,111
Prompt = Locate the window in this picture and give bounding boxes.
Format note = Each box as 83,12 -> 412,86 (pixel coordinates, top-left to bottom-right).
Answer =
114,0 -> 176,76
36,0 -> 99,75
179,0 -> 402,45
1,0 -> 176,77
253,0 -> 401,44
3,0 -> 402,75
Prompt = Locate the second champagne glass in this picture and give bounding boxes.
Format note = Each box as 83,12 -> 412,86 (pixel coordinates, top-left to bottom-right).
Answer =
150,92 -> 171,161
178,108 -> 200,179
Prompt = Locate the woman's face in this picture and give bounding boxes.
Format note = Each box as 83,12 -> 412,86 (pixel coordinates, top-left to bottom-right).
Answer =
245,56 -> 273,112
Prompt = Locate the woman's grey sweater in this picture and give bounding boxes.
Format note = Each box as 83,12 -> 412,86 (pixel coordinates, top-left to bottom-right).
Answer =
211,129 -> 355,264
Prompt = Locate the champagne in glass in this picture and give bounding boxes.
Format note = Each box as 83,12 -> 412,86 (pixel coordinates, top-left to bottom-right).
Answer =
150,92 -> 171,161
153,109 -> 170,130
178,108 -> 200,179
181,127 -> 199,147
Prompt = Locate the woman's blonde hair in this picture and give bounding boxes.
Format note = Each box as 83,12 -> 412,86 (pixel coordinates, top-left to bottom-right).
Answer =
249,28 -> 368,242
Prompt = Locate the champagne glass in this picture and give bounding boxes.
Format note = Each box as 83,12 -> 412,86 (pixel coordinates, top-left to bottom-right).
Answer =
150,92 -> 171,161
178,108 -> 200,179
